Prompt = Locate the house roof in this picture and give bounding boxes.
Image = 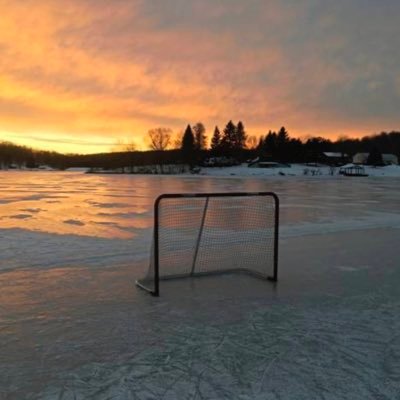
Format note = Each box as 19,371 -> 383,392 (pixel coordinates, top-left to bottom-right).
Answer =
382,154 -> 398,161
354,152 -> 398,159
323,152 -> 348,158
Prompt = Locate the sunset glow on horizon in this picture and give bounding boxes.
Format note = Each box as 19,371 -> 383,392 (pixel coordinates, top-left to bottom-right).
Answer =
1,0 -> 400,154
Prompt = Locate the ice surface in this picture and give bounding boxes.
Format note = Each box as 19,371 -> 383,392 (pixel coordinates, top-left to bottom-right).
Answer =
0,171 -> 400,399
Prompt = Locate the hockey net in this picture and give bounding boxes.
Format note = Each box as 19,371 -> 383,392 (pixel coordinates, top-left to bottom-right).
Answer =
136,192 -> 279,296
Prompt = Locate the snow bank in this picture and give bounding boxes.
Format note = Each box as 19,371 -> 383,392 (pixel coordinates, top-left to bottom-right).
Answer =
199,163 -> 400,178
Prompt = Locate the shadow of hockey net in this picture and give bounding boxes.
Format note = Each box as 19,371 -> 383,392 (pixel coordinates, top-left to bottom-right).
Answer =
136,192 -> 279,296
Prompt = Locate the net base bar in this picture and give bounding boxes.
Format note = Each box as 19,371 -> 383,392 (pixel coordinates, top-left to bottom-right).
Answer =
136,268 -> 277,293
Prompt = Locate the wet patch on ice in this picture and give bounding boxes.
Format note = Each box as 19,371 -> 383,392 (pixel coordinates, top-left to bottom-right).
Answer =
63,219 -> 85,226
8,214 -> 33,219
26,194 -> 69,201
85,200 -> 130,208
0,194 -> 69,205
20,208 -> 43,213
97,211 -> 149,219
93,221 -> 120,226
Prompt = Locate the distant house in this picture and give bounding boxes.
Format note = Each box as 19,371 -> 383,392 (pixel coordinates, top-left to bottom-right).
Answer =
353,153 -> 399,165
353,153 -> 368,164
382,154 -> 398,165
320,152 -> 350,166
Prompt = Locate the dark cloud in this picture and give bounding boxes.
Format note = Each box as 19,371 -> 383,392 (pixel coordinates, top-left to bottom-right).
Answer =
9,134 -> 112,147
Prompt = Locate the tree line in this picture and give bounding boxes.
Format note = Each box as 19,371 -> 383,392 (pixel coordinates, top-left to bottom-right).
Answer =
146,121 -> 400,164
1,123 -> 400,170
0,141 -> 68,169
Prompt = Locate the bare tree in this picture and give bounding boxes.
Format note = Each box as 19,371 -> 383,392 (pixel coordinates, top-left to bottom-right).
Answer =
148,127 -> 172,151
192,122 -> 207,150
124,142 -> 137,152
173,130 -> 184,150
246,135 -> 258,149
110,139 -> 137,172
112,139 -> 137,153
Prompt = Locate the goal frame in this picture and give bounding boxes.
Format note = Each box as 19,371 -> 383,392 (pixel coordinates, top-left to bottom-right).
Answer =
136,192 -> 279,296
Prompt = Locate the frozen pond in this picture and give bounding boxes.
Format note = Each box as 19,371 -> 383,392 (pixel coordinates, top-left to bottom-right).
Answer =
1,171 -> 400,399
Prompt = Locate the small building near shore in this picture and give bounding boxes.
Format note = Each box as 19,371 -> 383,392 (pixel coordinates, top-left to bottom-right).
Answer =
353,153 -> 399,165
321,152 -> 350,166
339,164 -> 368,177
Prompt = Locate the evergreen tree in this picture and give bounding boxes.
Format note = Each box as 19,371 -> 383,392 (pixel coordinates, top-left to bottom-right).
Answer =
277,126 -> 289,146
288,138 -> 304,163
276,126 -> 290,162
262,131 -> 277,159
221,120 -> 237,156
305,136 -> 332,163
256,136 -> 264,153
181,124 -> 195,165
367,146 -> 384,166
235,121 -> 247,150
211,126 -> 222,154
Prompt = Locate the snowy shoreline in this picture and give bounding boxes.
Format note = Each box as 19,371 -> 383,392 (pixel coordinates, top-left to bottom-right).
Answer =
199,164 -> 400,178
1,163 -> 400,178
87,163 -> 400,178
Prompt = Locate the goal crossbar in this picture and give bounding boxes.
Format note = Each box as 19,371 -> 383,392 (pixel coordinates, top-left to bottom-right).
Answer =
136,192 -> 279,296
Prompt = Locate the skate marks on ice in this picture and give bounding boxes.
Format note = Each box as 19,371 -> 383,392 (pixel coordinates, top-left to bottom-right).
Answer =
37,293 -> 400,400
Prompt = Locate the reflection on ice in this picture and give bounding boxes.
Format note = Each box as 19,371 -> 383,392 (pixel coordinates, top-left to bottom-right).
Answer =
0,171 -> 156,239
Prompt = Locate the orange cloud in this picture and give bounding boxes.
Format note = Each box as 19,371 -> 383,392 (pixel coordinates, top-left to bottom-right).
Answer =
0,0 -> 399,153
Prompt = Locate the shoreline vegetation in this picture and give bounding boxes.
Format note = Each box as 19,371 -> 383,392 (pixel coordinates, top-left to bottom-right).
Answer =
1,124 -> 400,175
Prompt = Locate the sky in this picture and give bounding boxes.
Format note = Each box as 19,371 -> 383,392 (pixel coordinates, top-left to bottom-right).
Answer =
1,0 -> 400,154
